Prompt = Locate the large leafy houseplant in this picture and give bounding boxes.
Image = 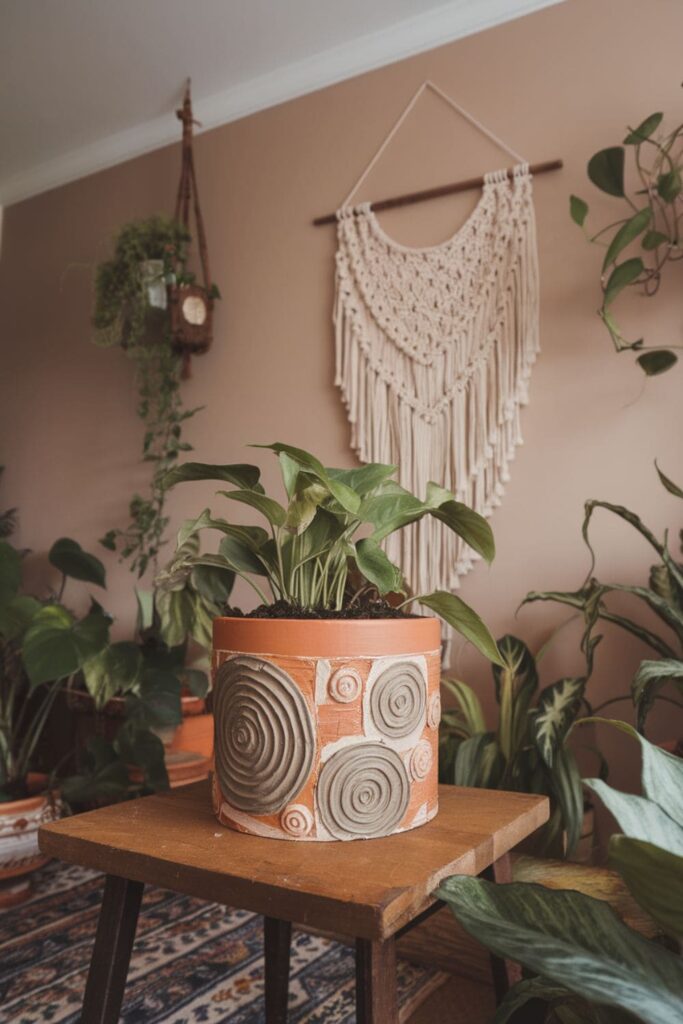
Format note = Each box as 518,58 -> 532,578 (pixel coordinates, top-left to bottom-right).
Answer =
159,443 -> 501,662
439,632 -> 600,857
570,107 -> 683,376
436,721 -> 683,1024
525,463 -> 683,738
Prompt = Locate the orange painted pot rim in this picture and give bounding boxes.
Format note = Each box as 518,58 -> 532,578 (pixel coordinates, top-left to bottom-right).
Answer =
213,615 -> 440,658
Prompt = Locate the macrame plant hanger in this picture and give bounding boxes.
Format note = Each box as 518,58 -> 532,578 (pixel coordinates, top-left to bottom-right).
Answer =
332,80 -> 544,614
170,80 -> 215,379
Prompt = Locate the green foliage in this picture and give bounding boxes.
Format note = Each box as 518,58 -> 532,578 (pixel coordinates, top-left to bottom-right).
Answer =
436,725 -> 683,1024
160,443 -> 501,664
525,465 -> 683,735
439,634 -> 590,856
571,106 -> 683,375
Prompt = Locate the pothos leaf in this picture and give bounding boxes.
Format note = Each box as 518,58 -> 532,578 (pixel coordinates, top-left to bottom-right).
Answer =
354,537 -> 402,595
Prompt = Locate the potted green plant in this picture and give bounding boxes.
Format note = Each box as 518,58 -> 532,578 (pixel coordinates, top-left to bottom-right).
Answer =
439,632 -> 600,859
437,720 -> 683,1022
160,442 -> 500,842
570,105 -> 683,376
0,521 -> 111,904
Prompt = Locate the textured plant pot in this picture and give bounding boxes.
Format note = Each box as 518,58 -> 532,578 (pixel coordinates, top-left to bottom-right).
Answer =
211,616 -> 441,842
0,775 -> 61,908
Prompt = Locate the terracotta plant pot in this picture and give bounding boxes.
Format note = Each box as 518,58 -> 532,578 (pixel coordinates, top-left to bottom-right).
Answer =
211,616 -> 441,842
0,775 -> 61,908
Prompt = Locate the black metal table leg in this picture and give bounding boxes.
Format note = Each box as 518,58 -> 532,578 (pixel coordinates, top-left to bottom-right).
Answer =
356,936 -> 398,1024
81,874 -> 144,1024
264,916 -> 292,1023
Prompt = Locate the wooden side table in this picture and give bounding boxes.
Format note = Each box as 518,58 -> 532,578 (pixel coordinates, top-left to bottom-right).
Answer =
39,781 -> 548,1024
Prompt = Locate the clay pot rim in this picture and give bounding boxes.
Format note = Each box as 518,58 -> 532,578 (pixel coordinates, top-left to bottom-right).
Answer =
0,774 -> 54,814
213,614 -> 440,658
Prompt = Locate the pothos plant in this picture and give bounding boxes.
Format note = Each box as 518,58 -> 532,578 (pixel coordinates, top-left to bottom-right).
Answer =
158,443 -> 503,665
437,721 -> 683,1024
570,107 -> 683,376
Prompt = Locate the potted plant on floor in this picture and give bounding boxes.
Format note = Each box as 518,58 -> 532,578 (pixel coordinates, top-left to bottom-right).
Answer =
159,442 -> 501,842
0,513 -> 111,904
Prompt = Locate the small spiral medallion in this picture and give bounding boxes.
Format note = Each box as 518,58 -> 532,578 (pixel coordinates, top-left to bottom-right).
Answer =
317,742 -> 410,840
328,666 -> 362,703
409,739 -> 433,781
369,661 -> 426,738
213,656 -> 315,815
280,803 -> 314,837
427,692 -> 442,730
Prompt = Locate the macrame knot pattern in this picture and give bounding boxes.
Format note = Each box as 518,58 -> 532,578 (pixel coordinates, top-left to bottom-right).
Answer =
334,165 -> 539,595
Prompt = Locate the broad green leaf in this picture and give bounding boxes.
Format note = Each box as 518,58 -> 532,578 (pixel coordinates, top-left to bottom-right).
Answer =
217,535 -> 268,576
0,540 -> 21,605
253,443 -> 360,514
655,461 -> 683,499
0,594 -> 40,641
60,737 -> 129,804
362,492 -> 426,541
588,147 -> 625,197
23,605 -> 110,687
48,538 -> 106,588
657,170 -> 682,203
115,722 -> 168,791
278,451 -> 301,499
602,209 -> 651,271
442,678 -> 486,735
631,658 -> 683,731
642,229 -> 668,251
552,746 -> 585,857
495,978 -> 637,1024
603,258 -> 643,307
128,669 -> 182,730
328,463 -> 397,496
189,591 -> 215,649
135,587 -> 154,633
436,876 -> 683,1024
609,836 -> 683,938
533,677 -> 585,768
219,488 -> 287,527
585,778 -> 683,856
581,719 -> 683,828
431,500 -> 495,564
354,538 -> 402,595
418,591 -> 502,665
284,479 -> 328,536
637,350 -> 678,376
82,641 -> 143,710
569,195 -> 588,227
162,461 -> 262,491
181,667 -> 209,698
190,563 -> 235,605
623,113 -> 663,144
154,587 -> 195,648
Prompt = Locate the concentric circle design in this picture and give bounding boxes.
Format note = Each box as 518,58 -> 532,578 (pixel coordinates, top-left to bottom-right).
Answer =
369,661 -> 426,738
328,666 -> 362,703
317,742 -> 410,839
280,803 -> 314,837
409,739 -> 433,781
213,655 -> 315,815
427,692 -> 442,730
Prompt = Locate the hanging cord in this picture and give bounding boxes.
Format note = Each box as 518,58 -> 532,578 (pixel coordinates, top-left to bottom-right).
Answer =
341,80 -> 527,208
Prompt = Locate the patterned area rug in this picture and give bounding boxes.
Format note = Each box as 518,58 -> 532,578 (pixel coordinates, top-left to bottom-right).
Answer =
0,862 -> 445,1023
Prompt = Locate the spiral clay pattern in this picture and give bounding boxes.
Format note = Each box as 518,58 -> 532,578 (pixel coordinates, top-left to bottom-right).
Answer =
328,666 -> 363,703
369,660 -> 426,738
214,655 -> 315,815
409,739 -> 433,781
317,742 -> 410,839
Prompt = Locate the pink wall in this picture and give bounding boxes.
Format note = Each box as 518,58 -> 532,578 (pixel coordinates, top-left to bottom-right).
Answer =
2,0 -> 682,796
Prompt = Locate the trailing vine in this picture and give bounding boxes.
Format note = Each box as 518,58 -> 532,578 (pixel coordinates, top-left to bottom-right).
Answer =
93,216 -> 202,577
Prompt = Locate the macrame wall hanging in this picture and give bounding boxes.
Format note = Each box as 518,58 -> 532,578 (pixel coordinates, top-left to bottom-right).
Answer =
328,81 -> 551,599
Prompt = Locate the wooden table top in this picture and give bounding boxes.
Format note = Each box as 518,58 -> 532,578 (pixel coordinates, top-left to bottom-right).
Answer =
39,781 -> 548,939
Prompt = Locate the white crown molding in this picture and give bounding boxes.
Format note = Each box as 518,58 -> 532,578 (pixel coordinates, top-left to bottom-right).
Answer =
1,0 -> 564,207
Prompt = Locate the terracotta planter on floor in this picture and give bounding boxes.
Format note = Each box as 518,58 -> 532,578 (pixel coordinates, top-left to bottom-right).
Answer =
211,616 -> 441,842
0,775 -> 61,908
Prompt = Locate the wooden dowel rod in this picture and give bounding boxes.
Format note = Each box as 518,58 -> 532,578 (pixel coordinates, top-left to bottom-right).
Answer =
312,158 -> 563,226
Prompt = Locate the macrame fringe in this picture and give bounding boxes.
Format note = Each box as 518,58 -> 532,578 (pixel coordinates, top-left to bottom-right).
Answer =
334,165 -> 540,598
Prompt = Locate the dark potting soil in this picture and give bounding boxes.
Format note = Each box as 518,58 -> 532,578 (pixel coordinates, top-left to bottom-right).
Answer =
222,597 -> 416,620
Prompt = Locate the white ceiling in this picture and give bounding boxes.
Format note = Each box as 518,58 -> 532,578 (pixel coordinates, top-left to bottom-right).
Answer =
0,0 -> 562,206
